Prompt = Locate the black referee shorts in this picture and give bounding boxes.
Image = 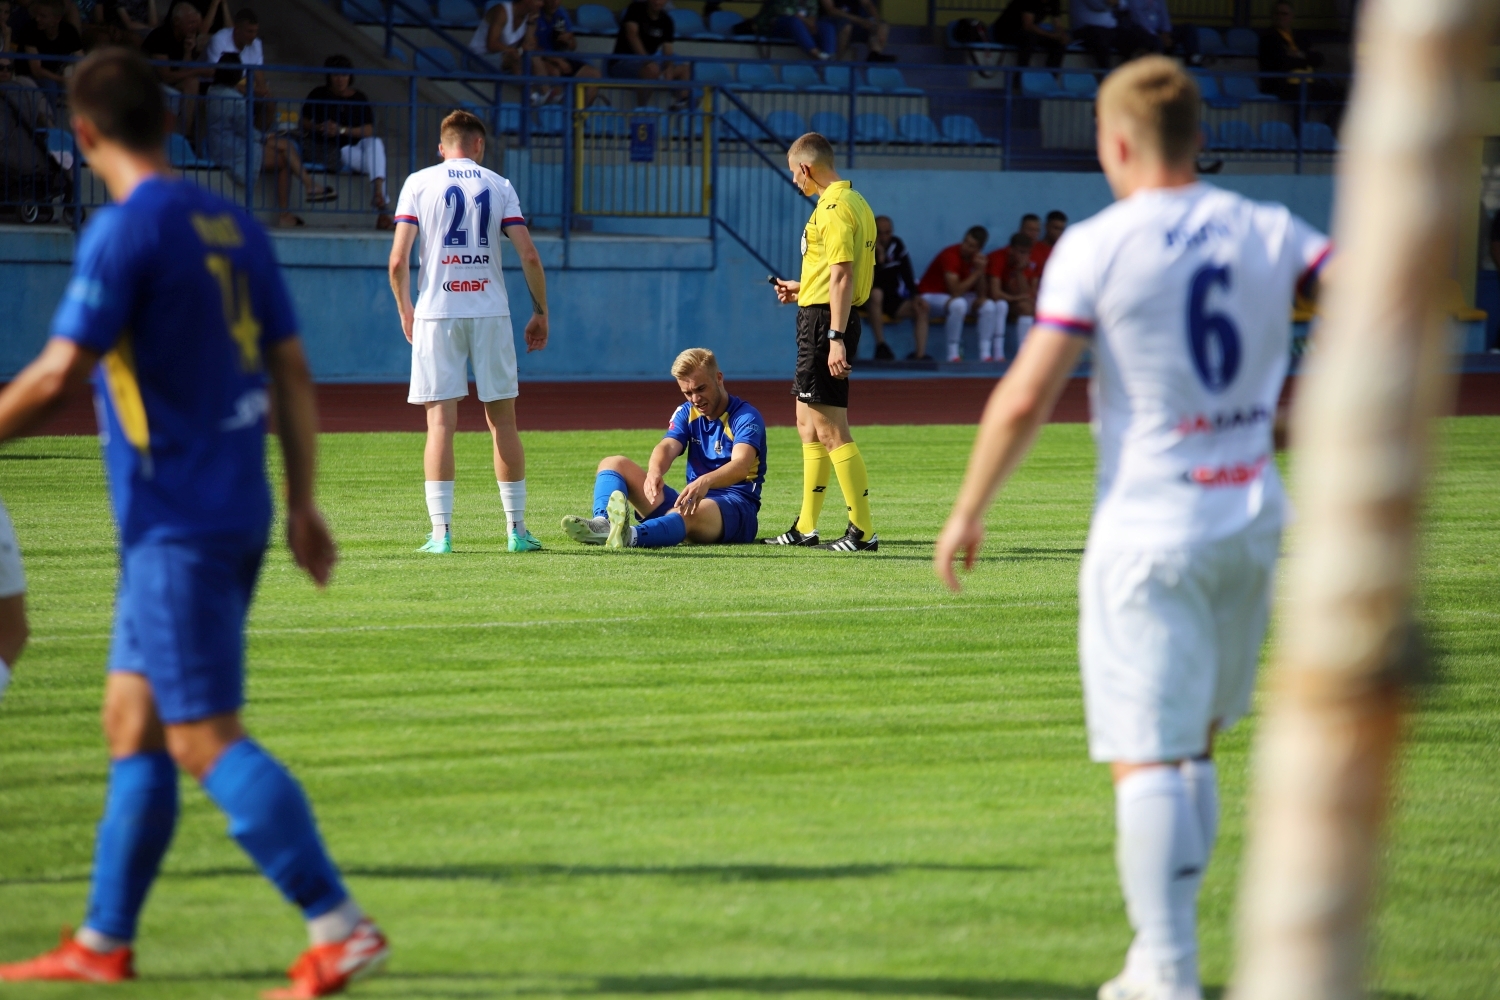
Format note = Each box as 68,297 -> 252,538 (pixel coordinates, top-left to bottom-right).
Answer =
793,304 -> 862,409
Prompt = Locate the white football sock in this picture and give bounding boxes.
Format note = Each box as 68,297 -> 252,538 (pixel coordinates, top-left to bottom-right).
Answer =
1115,766 -> 1204,1000
425,481 -> 454,540
1016,316 -> 1034,353
498,479 -> 527,535
75,926 -> 129,954
944,297 -> 968,359
1179,758 -> 1219,862
307,897 -> 366,945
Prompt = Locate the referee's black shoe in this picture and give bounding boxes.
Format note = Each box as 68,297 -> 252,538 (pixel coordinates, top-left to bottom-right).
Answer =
821,522 -> 879,552
762,520 -> 819,546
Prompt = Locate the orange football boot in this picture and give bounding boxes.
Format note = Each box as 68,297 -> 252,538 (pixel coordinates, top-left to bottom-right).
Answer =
0,929 -> 135,983
262,918 -> 388,999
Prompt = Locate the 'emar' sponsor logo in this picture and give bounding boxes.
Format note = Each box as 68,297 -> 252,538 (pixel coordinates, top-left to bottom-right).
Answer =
442,279 -> 490,292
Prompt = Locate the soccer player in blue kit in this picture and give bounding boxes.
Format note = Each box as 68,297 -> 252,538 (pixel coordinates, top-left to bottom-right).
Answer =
561,348 -> 766,549
0,49 -> 387,997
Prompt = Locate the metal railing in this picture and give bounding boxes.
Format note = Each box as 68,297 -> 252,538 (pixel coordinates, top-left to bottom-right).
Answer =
927,0 -> 1256,30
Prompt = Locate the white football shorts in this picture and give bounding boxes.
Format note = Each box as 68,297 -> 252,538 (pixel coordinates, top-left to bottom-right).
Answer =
408,315 -> 518,404
1078,523 -> 1281,763
0,499 -> 27,599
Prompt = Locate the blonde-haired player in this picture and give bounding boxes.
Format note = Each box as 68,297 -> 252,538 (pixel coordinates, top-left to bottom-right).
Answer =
935,57 -> 1330,1000
389,110 -> 550,553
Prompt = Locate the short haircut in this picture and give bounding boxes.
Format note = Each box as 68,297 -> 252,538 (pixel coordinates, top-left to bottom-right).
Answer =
1096,55 -> 1200,166
788,132 -> 835,168
671,347 -> 719,381
169,1 -> 197,22
1020,213 -> 1040,224
233,6 -> 258,23
68,47 -> 167,153
212,50 -> 243,88
964,225 -> 988,246
875,214 -> 891,226
1046,209 -> 1067,223
1009,232 -> 1034,252
441,109 -> 486,147
324,53 -> 354,85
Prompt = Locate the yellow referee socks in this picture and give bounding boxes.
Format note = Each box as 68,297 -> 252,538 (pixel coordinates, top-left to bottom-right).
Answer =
830,442 -> 874,540
797,441 -> 832,535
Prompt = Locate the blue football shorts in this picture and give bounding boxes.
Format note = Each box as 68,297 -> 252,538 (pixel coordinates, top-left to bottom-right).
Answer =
107,532 -> 268,725
642,485 -> 759,544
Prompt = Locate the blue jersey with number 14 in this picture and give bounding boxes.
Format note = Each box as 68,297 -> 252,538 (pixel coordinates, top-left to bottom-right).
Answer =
50,177 -> 298,546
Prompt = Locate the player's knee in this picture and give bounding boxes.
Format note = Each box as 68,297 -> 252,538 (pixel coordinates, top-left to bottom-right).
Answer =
913,297 -> 929,315
948,297 -> 968,318
597,454 -> 631,473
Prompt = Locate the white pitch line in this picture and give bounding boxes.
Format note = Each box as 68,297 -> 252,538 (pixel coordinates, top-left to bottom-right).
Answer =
28,600 -> 1067,644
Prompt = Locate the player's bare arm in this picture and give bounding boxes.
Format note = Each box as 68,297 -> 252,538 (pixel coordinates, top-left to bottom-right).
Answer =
674,443 -> 758,516
935,328 -> 1086,592
504,224 -> 549,352
643,436 -> 686,509
0,337 -> 97,442
266,337 -> 338,588
946,258 -> 984,297
388,221 -> 419,343
827,261 -> 853,378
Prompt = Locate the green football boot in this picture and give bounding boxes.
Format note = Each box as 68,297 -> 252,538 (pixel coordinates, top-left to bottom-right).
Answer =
508,529 -> 543,552
604,490 -> 634,549
418,532 -> 453,554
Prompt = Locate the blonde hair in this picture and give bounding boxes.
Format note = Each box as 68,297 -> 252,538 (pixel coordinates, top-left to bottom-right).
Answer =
671,347 -> 719,380
440,109 -> 486,148
788,132 -> 836,169
1096,55 -> 1201,166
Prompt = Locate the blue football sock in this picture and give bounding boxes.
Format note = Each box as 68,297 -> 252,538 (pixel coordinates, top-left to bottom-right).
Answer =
200,739 -> 348,919
634,511 -> 687,548
593,470 -> 628,517
83,751 -> 180,942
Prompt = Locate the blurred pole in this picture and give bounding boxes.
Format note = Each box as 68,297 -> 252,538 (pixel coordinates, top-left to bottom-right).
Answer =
1231,2 -> 1499,999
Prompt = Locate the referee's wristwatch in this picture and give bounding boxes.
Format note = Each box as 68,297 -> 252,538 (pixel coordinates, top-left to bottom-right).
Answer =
827,329 -> 844,342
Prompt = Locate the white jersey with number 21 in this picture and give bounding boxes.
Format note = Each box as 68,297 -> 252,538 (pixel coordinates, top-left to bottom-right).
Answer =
1036,182 -> 1330,550
393,156 -> 524,320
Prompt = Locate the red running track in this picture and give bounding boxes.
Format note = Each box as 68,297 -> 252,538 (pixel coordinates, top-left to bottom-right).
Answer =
14,373 -> 1500,436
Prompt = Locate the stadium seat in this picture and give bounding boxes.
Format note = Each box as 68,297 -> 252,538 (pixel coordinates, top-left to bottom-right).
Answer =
854,112 -> 893,143
1199,122 -> 1214,150
497,102 -> 521,133
865,66 -> 923,95
822,65 -> 852,91
168,133 -> 215,169
1020,71 -> 1061,97
781,64 -> 821,89
1061,72 -> 1098,98
945,18 -> 1003,50
1193,73 -> 1241,110
414,45 -> 458,73
530,103 -> 567,135
340,0 -> 383,21
733,63 -> 779,89
390,0 -> 430,25
1301,121 -> 1337,151
574,4 -> 616,34
722,108 -> 769,141
434,0 -> 477,26
1222,74 -> 1275,102
41,126 -> 78,159
1225,27 -> 1258,56
693,61 -> 734,85
764,109 -> 806,142
707,10 -> 744,35
583,110 -> 627,137
1195,26 -> 1224,57
1217,120 -> 1256,150
896,113 -> 939,144
1260,120 -> 1297,150
669,8 -> 717,39
940,114 -> 997,146
809,110 -> 850,142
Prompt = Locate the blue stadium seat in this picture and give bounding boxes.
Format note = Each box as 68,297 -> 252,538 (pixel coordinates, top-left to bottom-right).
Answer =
945,18 -> 1003,50
1020,71 -> 1061,97
168,133 -> 215,169
1222,74 -> 1274,102
461,100 -> 521,134
897,113 -> 939,144
530,104 -> 567,135
434,0 -> 477,26
584,111 -> 627,137
414,45 -> 458,73
669,8 -> 716,38
1260,120 -> 1297,150
390,0 -> 430,25
498,102 -> 521,133
1300,121 -> 1337,151
1195,26 -> 1224,57
1217,120 -> 1255,150
940,114 -> 997,146
733,63 -> 779,89
764,109 -> 806,142
722,109 -> 769,141
341,0 -> 383,21
1199,122 -> 1214,150
574,4 -> 617,34
42,126 -> 78,159
865,66 -> 922,95
708,10 -> 744,34
822,65 -> 852,91
693,61 -> 734,85
809,110 -> 849,142
854,112 -> 893,143
1061,71 -> 1097,98
1193,73 -> 1241,110
781,64 -> 821,89
1225,27 -> 1258,56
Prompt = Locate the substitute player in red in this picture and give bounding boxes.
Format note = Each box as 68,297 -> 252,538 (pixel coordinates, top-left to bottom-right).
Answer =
936,58 -> 1329,1000
388,110 -> 550,554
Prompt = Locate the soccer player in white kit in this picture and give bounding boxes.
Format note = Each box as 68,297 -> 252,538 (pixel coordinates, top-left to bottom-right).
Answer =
935,58 -> 1330,1000
0,498 -> 28,704
388,109 -> 551,553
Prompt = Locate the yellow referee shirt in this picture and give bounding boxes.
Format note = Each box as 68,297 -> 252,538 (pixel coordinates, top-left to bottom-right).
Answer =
796,180 -> 876,308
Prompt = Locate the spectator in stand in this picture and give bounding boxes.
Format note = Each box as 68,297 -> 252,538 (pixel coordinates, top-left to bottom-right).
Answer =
93,0 -> 156,35
533,0 -> 602,102
1018,211 -> 1040,242
609,0 -> 689,105
0,0 -> 14,48
1068,0 -> 1157,69
16,0 -> 82,103
205,53 -> 335,227
864,215 -> 930,361
470,0 -> 539,75
1258,2 -> 1336,103
142,1 -> 214,135
918,226 -> 998,364
762,0 -> 834,60
1125,0 -> 1199,65
992,0 -> 1067,69
985,232 -> 1037,360
818,0 -> 892,62
205,7 -> 267,118
302,54 -> 391,229
0,51 -> 72,201
1034,209 -> 1065,270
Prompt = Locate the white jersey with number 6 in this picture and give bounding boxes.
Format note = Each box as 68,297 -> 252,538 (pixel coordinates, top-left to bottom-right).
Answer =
393,157 -> 524,320
1036,182 -> 1330,550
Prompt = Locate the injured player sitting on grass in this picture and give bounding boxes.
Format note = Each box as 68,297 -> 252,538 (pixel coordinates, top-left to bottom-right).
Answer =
563,348 -> 767,549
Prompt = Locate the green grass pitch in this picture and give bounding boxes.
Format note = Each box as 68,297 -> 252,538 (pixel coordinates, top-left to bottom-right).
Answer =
1,418 -> 1496,1000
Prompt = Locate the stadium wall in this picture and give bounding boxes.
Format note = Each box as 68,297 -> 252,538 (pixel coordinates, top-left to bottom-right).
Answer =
0,171 -> 1335,381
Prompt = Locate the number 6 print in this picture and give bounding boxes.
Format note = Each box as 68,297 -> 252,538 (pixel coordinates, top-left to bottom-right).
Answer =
1187,264 -> 1241,392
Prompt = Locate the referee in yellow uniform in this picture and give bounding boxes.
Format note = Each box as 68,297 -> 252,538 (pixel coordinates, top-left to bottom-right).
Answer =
766,132 -> 879,552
